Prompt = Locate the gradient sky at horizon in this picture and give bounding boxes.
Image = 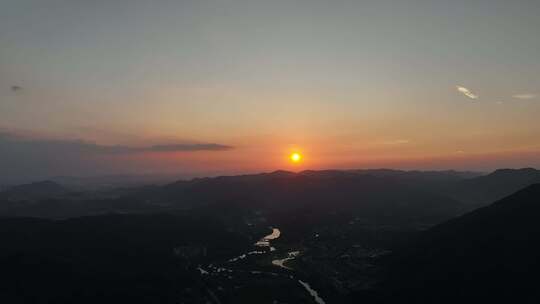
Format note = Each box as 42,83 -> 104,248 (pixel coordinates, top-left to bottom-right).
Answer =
1,0 -> 540,179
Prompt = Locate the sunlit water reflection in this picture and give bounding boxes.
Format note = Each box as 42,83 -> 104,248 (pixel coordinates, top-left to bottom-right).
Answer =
201,227 -> 326,303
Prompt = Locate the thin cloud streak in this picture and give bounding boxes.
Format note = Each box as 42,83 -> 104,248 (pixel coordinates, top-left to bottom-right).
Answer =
456,86 -> 479,100
381,139 -> 410,145
147,144 -> 233,152
512,94 -> 537,100
0,132 -> 233,154
10,86 -> 22,92
0,131 -> 235,180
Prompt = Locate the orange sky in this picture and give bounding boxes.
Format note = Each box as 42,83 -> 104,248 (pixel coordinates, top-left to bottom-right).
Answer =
2,0 -> 540,178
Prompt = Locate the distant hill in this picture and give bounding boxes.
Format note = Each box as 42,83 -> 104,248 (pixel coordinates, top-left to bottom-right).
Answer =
0,170 -> 479,223
349,168 -> 481,182
0,213 -> 249,304
377,183 -> 540,303
450,167 -> 540,205
0,181 -> 69,201
136,170 -> 469,229
6,168 -> 538,224
50,174 -> 185,190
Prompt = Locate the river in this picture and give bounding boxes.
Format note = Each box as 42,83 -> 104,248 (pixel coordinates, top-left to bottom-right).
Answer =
299,280 -> 326,304
204,227 -> 326,304
271,250 -> 300,270
256,227 -> 326,304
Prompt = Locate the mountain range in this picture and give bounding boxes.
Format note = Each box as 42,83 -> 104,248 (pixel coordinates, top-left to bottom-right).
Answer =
1,168 -> 540,303
373,182 -> 540,303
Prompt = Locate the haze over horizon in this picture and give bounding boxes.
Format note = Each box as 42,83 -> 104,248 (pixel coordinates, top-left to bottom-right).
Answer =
2,0 -> 540,179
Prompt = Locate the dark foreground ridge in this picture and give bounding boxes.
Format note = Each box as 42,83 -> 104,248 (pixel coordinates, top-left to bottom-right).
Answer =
1,169 -> 540,303
371,183 -> 540,304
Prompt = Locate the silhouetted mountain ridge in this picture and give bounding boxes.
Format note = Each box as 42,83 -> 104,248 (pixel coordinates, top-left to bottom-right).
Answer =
450,167 -> 540,205
377,183 -> 540,303
0,213 -> 249,304
133,169 -> 470,228
0,181 -> 69,201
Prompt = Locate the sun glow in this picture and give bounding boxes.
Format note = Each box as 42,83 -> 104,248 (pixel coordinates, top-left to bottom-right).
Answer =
290,152 -> 302,163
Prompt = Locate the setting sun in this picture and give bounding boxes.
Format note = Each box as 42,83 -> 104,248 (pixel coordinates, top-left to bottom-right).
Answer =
290,152 -> 302,163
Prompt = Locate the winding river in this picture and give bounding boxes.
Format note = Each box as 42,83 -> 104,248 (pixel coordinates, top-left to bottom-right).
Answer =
271,251 -> 300,270
299,280 -> 326,304
207,227 -> 326,304
255,228 -> 326,304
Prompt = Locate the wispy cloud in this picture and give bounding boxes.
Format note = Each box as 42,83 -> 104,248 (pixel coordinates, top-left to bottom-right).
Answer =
0,133 -> 233,154
456,86 -> 479,100
0,130 -> 234,179
512,94 -> 537,100
381,139 -> 410,145
146,143 -> 232,152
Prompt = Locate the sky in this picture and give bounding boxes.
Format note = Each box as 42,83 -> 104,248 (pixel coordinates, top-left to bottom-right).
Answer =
1,0 -> 540,180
